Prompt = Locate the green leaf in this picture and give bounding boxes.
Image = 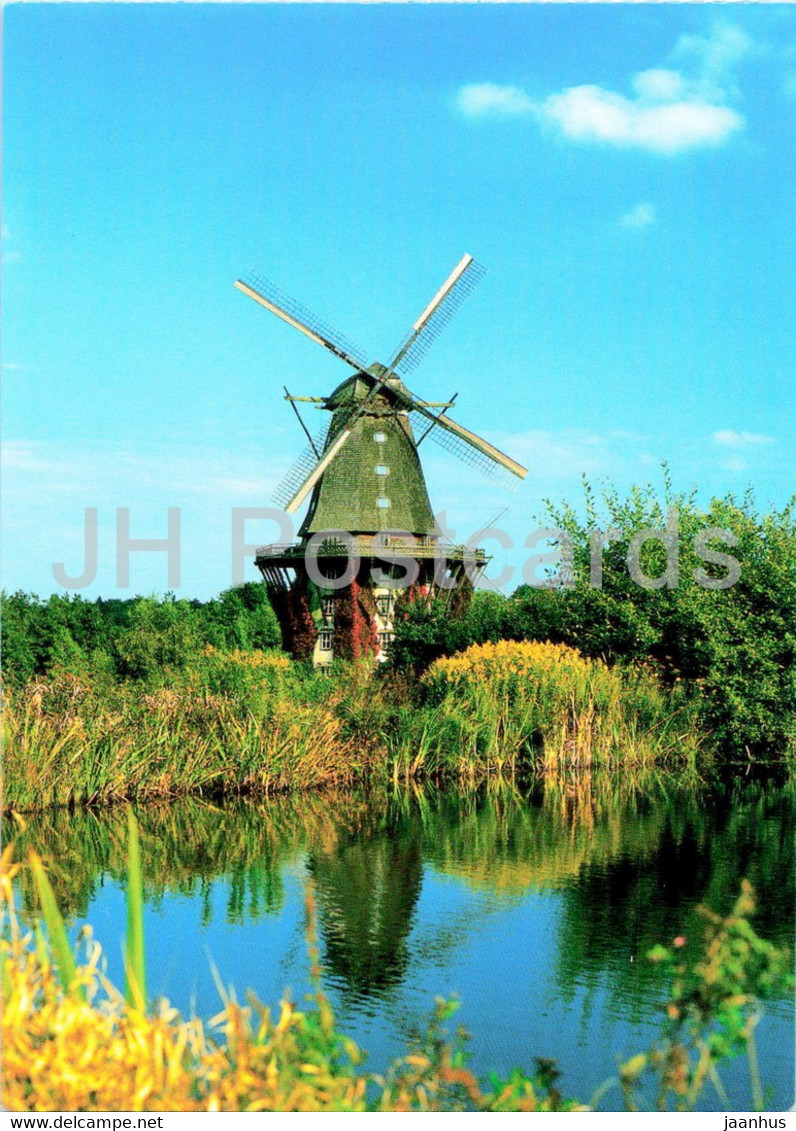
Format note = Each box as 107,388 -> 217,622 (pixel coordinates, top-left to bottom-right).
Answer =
29,850 -> 83,999
124,809 -> 147,1012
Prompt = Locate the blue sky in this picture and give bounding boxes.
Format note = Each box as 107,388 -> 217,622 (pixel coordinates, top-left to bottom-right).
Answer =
3,3 -> 794,598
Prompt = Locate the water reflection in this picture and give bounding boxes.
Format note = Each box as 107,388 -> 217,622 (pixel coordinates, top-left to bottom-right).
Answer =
5,775 -> 793,1107
8,777 -> 794,955
309,819 -> 423,999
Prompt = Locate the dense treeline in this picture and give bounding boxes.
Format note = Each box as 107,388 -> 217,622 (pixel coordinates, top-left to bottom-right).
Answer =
390,484 -> 795,758
1,583 -> 281,684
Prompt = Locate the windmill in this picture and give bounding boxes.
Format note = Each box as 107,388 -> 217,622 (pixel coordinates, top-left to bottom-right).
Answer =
236,254 -> 527,663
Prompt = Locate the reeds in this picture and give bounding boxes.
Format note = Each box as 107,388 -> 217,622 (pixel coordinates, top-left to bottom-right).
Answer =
390,641 -> 703,779
2,642 -> 705,814
2,660 -> 377,813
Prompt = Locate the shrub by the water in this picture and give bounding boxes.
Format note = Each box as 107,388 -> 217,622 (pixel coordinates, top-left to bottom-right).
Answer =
1,654 -> 378,812
390,479 -> 795,760
2,638 -> 701,812
3,474 -> 791,811
389,640 -> 701,776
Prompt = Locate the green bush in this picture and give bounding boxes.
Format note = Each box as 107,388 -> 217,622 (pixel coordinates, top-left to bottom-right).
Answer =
391,478 -> 795,759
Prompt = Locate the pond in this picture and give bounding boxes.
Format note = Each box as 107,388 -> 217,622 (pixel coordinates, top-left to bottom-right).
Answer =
8,775 -> 794,1111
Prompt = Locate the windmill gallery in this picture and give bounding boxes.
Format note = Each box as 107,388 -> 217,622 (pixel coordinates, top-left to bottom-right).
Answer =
235,255 -> 528,665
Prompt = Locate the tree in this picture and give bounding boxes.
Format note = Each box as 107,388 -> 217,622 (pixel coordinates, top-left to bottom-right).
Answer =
390,476 -> 795,758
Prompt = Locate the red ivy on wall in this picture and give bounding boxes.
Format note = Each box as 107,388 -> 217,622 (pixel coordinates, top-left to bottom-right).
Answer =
333,577 -> 378,661
287,578 -> 317,661
269,565 -> 475,663
269,578 -> 316,661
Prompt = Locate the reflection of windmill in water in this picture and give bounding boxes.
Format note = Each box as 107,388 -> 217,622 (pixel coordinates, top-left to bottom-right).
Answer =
236,255 -> 527,663
307,822 -> 424,1000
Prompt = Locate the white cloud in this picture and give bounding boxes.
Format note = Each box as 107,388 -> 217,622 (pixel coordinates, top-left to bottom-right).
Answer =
215,477 -> 271,496
619,202 -> 657,229
1,439 -> 61,473
455,23 -> 752,156
610,429 -> 651,442
539,85 -> 743,156
720,456 -> 749,473
672,23 -> 756,101
456,83 -> 535,118
1,438 -> 288,597
632,68 -> 687,102
494,428 -> 660,484
1,223 -> 20,265
712,430 -> 776,447
1,438 -> 282,506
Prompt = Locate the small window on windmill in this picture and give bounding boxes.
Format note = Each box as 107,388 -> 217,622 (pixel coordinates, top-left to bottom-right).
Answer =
376,594 -> 393,618
375,464 -> 389,476
319,629 -> 333,652
373,432 -> 387,444
321,594 -> 335,621
378,631 -> 394,652
376,497 -> 391,509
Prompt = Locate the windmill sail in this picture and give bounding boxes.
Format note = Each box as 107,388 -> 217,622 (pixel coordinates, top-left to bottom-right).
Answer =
422,409 -> 527,479
283,427 -> 354,514
386,370 -> 526,481
236,272 -> 369,372
273,396 -> 368,513
387,256 -> 487,378
407,405 -> 526,483
241,252 -> 526,523
271,418 -> 331,509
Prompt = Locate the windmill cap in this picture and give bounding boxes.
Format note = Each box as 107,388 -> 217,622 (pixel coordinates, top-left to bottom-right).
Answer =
325,368 -> 412,410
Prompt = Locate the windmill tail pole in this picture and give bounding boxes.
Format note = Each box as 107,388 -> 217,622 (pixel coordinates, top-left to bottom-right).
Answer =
284,386 -> 320,457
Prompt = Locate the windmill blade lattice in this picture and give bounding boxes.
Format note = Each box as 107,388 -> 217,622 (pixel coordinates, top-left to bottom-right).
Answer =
408,407 -> 519,488
390,259 -> 487,378
271,401 -> 365,510
238,271 -> 370,372
272,419 -> 331,508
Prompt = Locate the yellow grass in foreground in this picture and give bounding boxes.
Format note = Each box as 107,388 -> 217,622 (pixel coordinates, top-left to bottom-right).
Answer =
1,845 -> 580,1113
4,838 -> 790,1114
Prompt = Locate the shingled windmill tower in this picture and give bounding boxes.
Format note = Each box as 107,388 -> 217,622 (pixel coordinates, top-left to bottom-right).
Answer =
235,255 -> 527,663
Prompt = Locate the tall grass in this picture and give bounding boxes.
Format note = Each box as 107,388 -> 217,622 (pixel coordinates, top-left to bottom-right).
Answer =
2,652 -> 379,812
391,641 -> 703,778
1,822 -> 790,1112
3,641 -> 706,814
